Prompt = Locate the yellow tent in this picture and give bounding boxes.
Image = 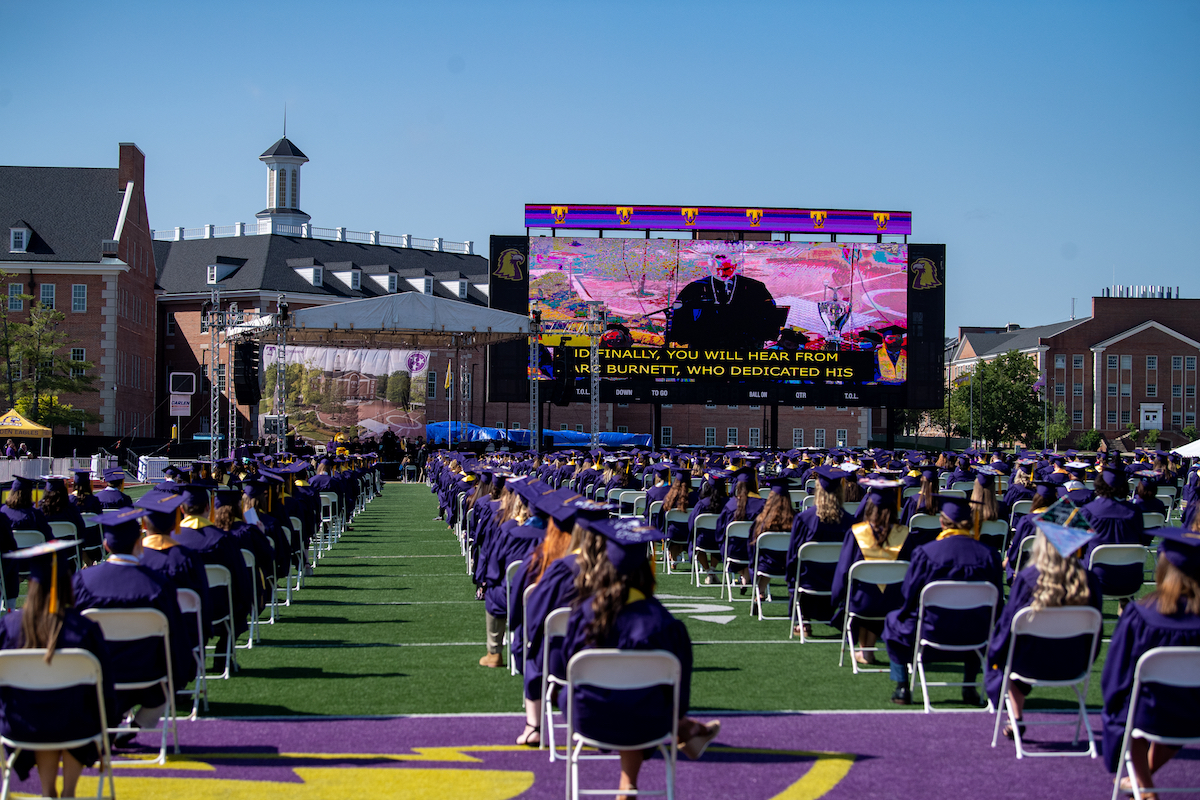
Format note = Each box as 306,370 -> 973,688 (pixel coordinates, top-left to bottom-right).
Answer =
0,409 -> 52,439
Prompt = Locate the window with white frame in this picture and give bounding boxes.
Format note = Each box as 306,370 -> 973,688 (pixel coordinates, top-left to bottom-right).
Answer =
1147,355 -> 1158,370
833,429 -> 845,446
1173,356 -> 1183,370
1055,383 -> 1065,396
748,428 -> 760,447
350,272 -> 361,290
9,228 -> 27,253
423,278 -> 433,295
1188,385 -> 1196,398
39,284 -> 54,309
69,421 -> 85,436
727,404 -> 739,410
749,404 -> 761,410
1072,355 -> 1084,369
8,285 -> 22,312
1147,384 -> 1157,397
426,371 -> 437,400
814,405 -> 826,410
1121,355 -> 1132,370
1074,383 -> 1083,396
1123,410 -> 1133,424
1173,384 -> 1183,398
837,406 -> 848,411
290,169 -> 297,208
814,428 -> 826,448
1172,412 -> 1182,427
661,426 -> 673,446
1107,410 -> 1117,425
458,281 -> 468,299
1108,384 -> 1117,397
560,423 -> 568,430
792,428 -> 804,448
1073,409 -> 1083,424
617,425 -> 628,434
1054,354 -> 1066,369
1189,356 -> 1197,371
1107,354 -> 1118,369
1187,413 -> 1196,426
726,427 -> 738,446
1121,384 -> 1131,397
70,348 -> 85,379
575,424 -> 583,432
705,404 -> 716,409
165,313 -> 176,336
705,427 -> 716,446
72,284 -> 86,313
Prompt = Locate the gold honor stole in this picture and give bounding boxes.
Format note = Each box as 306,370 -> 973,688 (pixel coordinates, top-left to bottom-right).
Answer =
851,522 -> 910,591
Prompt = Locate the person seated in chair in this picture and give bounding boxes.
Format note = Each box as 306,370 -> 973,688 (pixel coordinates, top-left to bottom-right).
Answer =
882,496 -> 1003,706
1101,527 -> 1200,798
0,541 -> 117,798
562,518 -> 720,800
787,466 -> 853,637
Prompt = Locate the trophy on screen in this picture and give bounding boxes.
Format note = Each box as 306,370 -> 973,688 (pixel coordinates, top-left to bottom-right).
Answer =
817,285 -> 853,351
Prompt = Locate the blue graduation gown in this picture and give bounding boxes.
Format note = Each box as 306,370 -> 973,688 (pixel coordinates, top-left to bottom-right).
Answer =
225,521 -> 276,612
174,521 -> 253,637
72,560 -> 192,710
44,504 -> 87,542
94,487 -> 133,510
1081,497 -> 1146,598
524,553 -> 581,701
984,566 -> 1103,707
0,610 -> 118,780
69,493 -> 103,515
786,506 -> 853,610
1,505 -> 51,538
562,594 -> 692,747
882,533 -> 1003,666
1004,512 -> 1043,581
830,523 -> 919,629
482,520 -> 540,619
140,538 -> 213,645
688,496 -> 724,553
644,485 -> 670,522
715,495 -> 766,563
1100,597 -> 1200,771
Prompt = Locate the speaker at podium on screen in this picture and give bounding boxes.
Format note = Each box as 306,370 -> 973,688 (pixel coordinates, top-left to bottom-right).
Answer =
665,249 -> 788,351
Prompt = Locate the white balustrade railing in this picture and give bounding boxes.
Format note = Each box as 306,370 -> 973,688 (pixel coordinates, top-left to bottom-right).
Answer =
151,220 -> 472,254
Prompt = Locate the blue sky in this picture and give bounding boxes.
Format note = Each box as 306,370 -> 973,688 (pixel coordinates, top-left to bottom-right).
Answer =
1,0 -> 1197,336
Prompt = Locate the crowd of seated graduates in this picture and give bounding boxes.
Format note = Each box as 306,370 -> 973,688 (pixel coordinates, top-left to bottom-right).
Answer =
429,442 -> 1199,796
0,452 -> 381,795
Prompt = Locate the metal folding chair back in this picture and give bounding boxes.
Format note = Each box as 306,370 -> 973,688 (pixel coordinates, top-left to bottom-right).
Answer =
541,607 -> 572,762
990,605 -> 1102,758
1141,512 -> 1166,531
565,649 -> 681,800
722,521 -> 754,602
951,481 -> 976,493
979,519 -> 1009,551
11,529 -> 44,549
750,531 -> 791,620
1009,500 -> 1033,526
80,608 -> 179,764
504,560 -> 524,677
203,564 -> 236,680
839,559 -> 911,673
175,587 -> 208,718
1088,544 -> 1149,605
908,514 -> 941,531
238,549 -> 260,648
909,581 -> 999,713
790,541 -> 842,642
690,513 -> 721,588
0,648 -> 114,800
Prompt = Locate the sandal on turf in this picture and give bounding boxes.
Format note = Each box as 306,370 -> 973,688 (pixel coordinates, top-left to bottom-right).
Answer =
1002,719 -> 1025,740
516,723 -> 541,747
678,720 -> 721,760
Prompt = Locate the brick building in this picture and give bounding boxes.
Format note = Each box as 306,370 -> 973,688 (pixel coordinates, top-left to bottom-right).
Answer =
0,143 -> 157,436
950,291 -> 1200,448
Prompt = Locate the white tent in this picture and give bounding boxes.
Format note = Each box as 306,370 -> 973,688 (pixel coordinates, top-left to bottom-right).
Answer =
287,292 -> 529,349
1173,439 -> 1200,458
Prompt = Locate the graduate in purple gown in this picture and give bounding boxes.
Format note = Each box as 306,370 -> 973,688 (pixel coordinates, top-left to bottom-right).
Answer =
561,518 -> 720,797
2,474 -> 52,539
882,496 -> 1003,706
984,524 -> 1103,734
830,480 -> 916,667
1130,471 -> 1168,518
900,468 -> 943,525
787,466 -> 853,636
1002,481 -> 1057,581
38,476 -> 88,543
751,478 -> 794,605
1101,527 -> 1200,791
643,464 -> 671,523
660,468 -> 697,568
0,541 -> 117,796
715,468 -> 766,595
211,488 -> 275,613
514,497 -> 612,746
72,508 -> 191,746
135,491 -> 212,654
688,471 -> 729,585
94,469 -> 133,510
68,468 -> 103,518
1081,469 -> 1146,600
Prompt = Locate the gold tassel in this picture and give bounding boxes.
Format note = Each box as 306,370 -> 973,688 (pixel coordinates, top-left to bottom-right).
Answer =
972,509 -> 981,540
47,551 -> 59,615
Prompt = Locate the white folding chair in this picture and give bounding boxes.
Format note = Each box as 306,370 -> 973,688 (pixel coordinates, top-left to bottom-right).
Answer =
1088,544 -> 1149,639
565,649 -> 681,800
520,582 -> 537,689
79,513 -> 103,563
595,487 -> 607,501
204,564 -> 236,680
908,513 -> 942,532
839,560 -> 911,674
541,607 -> 572,762
941,489 -> 967,499
690,514 -> 721,588
176,588 -> 208,719
81,607 -> 179,765
721,521 -> 754,603
788,490 -> 806,511
632,494 -> 648,519
1109,646 -> 1200,800
990,605 -> 1102,758
0,649 -> 114,800
1141,512 -> 1166,531
750,532 -> 790,620
951,481 -> 975,493
908,581 -> 1000,713
979,519 -> 1010,552
238,549 -> 260,648
902,486 -> 921,499
1009,500 -> 1033,526
1011,534 -> 1037,575
504,560 -> 523,677
805,479 -> 817,493
288,515 -> 306,590
662,509 -> 688,575
790,541 -> 842,642
841,501 -> 860,515
802,494 -> 817,510
11,530 -> 44,549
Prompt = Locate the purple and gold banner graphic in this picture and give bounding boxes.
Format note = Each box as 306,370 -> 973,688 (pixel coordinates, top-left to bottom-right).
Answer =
525,204 -> 912,236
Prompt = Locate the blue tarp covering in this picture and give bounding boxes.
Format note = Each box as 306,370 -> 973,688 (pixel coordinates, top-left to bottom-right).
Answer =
425,422 -> 651,448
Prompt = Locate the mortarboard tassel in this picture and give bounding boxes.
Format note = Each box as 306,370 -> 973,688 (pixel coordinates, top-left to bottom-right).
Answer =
47,551 -> 59,616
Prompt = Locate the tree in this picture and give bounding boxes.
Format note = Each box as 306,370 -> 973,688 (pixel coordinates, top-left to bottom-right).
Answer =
1077,429 -> 1102,451
1044,402 -> 1072,449
386,371 -> 410,409
1143,427 -> 1160,447
945,350 -> 1043,448
376,373 -> 389,400
1,298 -> 98,428
1183,425 -> 1198,443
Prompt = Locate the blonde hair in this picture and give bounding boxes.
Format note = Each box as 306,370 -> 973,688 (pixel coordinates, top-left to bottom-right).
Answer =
815,481 -> 844,524
1029,532 -> 1091,611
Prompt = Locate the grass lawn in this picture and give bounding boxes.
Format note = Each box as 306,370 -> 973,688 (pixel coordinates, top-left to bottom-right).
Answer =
198,483 -> 1138,718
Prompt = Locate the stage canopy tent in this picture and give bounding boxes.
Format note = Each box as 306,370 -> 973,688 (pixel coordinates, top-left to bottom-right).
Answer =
286,293 -> 529,349
0,409 -> 52,439
1173,439 -> 1200,458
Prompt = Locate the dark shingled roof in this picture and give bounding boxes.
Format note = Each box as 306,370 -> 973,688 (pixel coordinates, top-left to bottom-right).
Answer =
154,234 -> 489,304
260,137 -> 308,160
956,318 -> 1091,360
0,166 -> 123,263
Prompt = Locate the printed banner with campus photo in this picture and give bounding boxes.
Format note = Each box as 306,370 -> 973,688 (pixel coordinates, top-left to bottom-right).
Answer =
528,238 -> 909,386
261,344 -> 430,442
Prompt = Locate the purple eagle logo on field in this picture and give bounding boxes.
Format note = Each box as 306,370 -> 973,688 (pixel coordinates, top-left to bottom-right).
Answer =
407,352 -> 429,373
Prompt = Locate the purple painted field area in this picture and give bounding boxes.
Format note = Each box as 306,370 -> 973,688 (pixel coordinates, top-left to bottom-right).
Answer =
16,711 -> 1199,799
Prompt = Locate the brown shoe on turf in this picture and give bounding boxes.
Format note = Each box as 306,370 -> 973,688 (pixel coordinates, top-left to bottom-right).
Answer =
479,653 -> 503,668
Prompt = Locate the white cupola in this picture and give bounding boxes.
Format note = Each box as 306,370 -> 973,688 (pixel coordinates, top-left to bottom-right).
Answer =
255,133 -> 311,232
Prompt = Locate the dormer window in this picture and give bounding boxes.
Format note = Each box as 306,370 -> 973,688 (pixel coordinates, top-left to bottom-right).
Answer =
312,267 -> 323,287
423,278 -> 433,295
388,275 -> 397,293
351,271 -> 361,290
458,280 -> 468,299
9,225 -> 29,254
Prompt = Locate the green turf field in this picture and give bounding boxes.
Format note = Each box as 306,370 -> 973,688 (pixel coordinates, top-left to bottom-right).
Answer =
202,483 -> 1138,717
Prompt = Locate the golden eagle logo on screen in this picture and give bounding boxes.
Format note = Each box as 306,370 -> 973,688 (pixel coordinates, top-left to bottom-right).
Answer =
551,206 -> 569,224
810,210 -> 827,229
746,209 -> 763,227
681,208 -> 699,225
494,249 -> 526,282
910,258 -> 941,290
616,207 -> 634,225
873,212 -> 890,230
